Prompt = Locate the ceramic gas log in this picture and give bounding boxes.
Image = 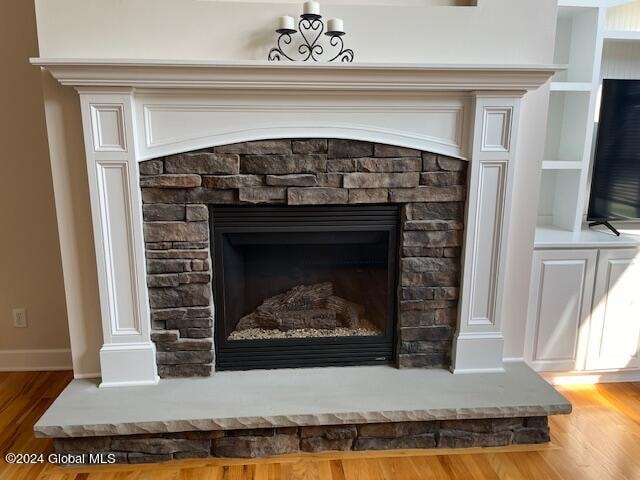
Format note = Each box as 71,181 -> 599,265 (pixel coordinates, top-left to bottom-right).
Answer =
231,282 -> 378,337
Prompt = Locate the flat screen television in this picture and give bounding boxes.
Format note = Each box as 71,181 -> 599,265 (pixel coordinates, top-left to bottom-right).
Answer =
587,79 -> 640,234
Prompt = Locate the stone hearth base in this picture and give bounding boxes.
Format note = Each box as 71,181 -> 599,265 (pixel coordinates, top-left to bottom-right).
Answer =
35,363 -> 571,464
54,416 -> 550,463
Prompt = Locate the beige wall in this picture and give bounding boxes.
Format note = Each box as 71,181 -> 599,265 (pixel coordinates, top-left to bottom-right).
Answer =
0,0 -> 70,365
33,0 -> 556,375
34,0 -> 554,63
40,74 -> 103,376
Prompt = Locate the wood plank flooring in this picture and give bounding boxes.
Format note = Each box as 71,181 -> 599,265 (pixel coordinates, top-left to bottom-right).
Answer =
1,371 -> 639,479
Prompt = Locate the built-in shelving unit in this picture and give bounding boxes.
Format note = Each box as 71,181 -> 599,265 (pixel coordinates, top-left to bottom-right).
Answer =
537,2 -> 604,233
528,0 -> 640,382
536,0 -> 640,243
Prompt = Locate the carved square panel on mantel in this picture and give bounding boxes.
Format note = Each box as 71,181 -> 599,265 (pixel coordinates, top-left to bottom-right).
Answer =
90,104 -> 127,152
481,107 -> 512,153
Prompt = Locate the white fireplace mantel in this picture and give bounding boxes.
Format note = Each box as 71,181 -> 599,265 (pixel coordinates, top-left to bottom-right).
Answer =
33,58 -> 558,387
32,59 -> 557,91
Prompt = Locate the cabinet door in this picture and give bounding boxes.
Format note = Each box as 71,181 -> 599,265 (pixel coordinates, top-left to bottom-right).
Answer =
587,249 -> 640,371
525,249 -> 597,371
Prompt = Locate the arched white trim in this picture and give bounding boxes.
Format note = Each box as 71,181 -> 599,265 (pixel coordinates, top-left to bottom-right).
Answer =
136,94 -> 469,161
137,125 -> 467,161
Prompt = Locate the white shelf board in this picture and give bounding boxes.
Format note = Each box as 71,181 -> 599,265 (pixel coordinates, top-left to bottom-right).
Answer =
557,1 -> 600,10
535,225 -> 640,249
604,30 -> 640,42
550,81 -> 593,92
542,160 -> 585,170
558,0 -> 630,7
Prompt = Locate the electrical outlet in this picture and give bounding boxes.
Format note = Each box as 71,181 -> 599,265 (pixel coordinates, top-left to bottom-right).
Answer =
12,308 -> 27,328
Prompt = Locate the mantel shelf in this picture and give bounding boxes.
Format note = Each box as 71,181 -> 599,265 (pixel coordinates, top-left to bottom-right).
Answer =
31,58 -> 561,92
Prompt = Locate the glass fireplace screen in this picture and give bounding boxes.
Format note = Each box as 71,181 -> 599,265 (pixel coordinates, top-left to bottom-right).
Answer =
211,206 -> 398,370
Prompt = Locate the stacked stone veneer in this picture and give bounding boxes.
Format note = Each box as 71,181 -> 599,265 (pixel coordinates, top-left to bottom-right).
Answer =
140,139 -> 467,377
53,417 -> 550,463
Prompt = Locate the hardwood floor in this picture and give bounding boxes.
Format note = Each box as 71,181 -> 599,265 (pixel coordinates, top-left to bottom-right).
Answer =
1,371 -> 639,479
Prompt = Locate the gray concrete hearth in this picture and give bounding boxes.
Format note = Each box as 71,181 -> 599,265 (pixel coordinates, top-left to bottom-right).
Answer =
37,362 -> 570,462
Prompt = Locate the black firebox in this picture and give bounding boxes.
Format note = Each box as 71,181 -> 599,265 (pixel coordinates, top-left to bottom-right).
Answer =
210,205 -> 399,370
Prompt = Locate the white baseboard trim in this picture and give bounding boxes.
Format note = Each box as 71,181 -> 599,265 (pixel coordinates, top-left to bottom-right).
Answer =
503,357 -> 525,363
542,369 -> 640,385
0,349 -> 72,371
74,372 -> 101,379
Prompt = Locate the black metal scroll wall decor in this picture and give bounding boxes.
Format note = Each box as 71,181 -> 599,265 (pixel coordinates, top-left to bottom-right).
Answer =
268,1 -> 354,62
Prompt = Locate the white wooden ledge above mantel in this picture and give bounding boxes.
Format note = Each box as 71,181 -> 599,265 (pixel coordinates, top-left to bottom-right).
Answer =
31,58 -> 561,92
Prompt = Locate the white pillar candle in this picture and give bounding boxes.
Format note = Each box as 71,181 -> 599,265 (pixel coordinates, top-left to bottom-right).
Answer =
303,1 -> 320,15
327,18 -> 344,33
278,15 -> 295,31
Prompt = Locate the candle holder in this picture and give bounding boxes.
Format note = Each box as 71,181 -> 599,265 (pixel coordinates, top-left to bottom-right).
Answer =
268,12 -> 354,62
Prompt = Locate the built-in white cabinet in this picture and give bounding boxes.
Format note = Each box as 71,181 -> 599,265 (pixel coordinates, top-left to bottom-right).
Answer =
587,249 -> 640,371
529,1 -> 640,381
526,249 -> 597,371
526,247 -> 640,375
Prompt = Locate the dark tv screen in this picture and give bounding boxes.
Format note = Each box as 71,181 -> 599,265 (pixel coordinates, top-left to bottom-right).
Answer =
587,79 -> 640,222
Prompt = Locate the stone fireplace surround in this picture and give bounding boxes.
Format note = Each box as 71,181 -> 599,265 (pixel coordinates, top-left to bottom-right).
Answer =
31,60 -> 571,461
142,138 -> 467,377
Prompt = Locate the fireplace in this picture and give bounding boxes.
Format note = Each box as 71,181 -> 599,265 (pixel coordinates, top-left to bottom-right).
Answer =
35,60 -> 572,462
212,205 -> 399,370
32,58 -> 558,385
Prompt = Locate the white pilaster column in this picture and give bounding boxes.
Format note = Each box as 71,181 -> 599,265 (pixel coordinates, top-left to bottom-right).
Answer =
78,88 -> 158,387
452,93 -> 521,373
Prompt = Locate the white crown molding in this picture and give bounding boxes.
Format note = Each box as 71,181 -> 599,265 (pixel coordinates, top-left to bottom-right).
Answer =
30,58 -> 561,92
